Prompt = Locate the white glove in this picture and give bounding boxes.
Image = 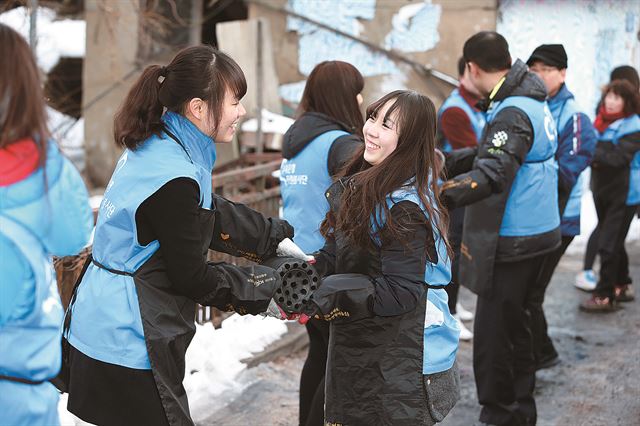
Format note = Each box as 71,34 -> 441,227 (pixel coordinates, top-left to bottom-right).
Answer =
276,238 -> 315,263
262,298 -> 298,320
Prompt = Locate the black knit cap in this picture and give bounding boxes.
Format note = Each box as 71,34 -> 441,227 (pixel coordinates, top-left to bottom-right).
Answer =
526,44 -> 568,69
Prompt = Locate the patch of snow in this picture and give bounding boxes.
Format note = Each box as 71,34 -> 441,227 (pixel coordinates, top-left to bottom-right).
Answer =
184,315 -> 288,422
47,107 -> 85,172
0,6 -> 85,73
241,109 -> 295,135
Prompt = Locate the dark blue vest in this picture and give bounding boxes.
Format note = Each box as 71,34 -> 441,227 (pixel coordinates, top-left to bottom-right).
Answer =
549,95 -> 585,234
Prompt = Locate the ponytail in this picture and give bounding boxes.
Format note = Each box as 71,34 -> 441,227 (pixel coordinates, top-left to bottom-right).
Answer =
113,65 -> 165,149
113,46 -> 247,150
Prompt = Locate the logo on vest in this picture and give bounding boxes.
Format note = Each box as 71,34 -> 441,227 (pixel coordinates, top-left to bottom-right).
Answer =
491,131 -> 508,147
543,105 -> 556,141
100,196 -> 116,219
280,160 -> 309,185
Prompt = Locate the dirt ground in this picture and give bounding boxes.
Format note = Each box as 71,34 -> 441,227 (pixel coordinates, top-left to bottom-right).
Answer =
201,241 -> 640,426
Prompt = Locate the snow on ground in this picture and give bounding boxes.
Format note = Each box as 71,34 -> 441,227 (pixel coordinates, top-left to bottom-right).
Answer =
58,314 -> 287,425
0,6 -> 85,72
47,107 -> 86,171
184,315 -> 287,422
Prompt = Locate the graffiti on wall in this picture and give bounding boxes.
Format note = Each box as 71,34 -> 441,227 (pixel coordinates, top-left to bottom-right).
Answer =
497,0 -> 640,117
279,0 -> 442,104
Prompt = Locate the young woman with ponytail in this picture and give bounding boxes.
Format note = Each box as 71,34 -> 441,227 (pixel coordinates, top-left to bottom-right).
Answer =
63,46 -> 299,425
302,90 -> 460,424
0,23 -> 93,426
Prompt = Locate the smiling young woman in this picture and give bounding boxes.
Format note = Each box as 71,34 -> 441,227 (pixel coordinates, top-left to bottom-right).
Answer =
303,90 -> 460,425
63,45 -> 297,426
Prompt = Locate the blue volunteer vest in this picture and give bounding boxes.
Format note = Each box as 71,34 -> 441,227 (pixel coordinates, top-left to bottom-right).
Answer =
68,112 -> 215,369
599,115 -> 640,206
281,130 -> 348,253
0,215 -> 63,426
438,88 -> 486,152
487,96 -> 560,236
550,96 -> 586,235
378,187 -> 459,375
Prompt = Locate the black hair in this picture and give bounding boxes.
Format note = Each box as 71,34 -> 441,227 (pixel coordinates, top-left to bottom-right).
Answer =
114,45 -> 247,149
610,65 -> 639,92
463,31 -> 511,72
457,57 -> 466,77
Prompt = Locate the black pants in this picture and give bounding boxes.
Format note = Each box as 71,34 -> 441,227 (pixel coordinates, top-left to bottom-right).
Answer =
584,223 -> 631,283
67,345 -> 169,426
445,207 -> 465,314
299,319 -> 329,426
528,236 -> 574,364
474,255 -> 547,426
584,226 -> 599,270
593,202 -> 637,298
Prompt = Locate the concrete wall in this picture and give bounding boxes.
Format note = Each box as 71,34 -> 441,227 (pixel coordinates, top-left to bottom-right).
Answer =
248,0 -> 497,111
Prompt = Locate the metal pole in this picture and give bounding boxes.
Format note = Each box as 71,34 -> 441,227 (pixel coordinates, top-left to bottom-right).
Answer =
29,0 -> 38,49
189,0 -> 203,46
255,18 -> 264,155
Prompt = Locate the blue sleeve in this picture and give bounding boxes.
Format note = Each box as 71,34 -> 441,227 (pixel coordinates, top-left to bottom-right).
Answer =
0,236 -> 35,326
41,155 -> 93,256
556,112 -> 597,193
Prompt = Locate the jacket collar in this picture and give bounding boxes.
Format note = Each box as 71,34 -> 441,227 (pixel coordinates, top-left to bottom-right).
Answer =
162,111 -> 216,172
479,59 -> 548,112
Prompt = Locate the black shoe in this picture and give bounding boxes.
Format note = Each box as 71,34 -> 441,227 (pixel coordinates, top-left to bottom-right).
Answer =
579,295 -> 619,313
536,354 -> 560,370
615,284 -> 635,302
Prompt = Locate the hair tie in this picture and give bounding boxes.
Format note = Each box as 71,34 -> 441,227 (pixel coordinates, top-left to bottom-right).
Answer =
158,66 -> 168,84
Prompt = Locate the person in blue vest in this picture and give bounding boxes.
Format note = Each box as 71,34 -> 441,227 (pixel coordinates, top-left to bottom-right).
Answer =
301,90 -> 460,425
576,65 -> 640,292
438,57 -> 486,153
63,46 -> 301,426
0,23 -> 93,426
438,56 -> 487,341
526,44 -> 597,368
580,79 -> 640,312
280,60 -> 364,426
441,32 -> 560,425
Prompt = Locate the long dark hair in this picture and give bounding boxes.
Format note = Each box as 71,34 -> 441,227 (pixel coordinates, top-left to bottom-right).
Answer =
114,45 -> 247,149
0,23 -> 49,166
604,79 -> 640,116
322,90 -> 449,252
297,60 -> 365,137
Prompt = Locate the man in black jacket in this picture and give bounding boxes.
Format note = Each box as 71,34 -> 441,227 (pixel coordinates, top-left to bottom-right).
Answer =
442,32 -> 561,426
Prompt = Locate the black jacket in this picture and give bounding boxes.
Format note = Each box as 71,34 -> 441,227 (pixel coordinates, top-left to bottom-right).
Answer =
307,178 -> 439,425
282,112 -> 362,176
442,59 -> 561,295
591,129 -> 640,207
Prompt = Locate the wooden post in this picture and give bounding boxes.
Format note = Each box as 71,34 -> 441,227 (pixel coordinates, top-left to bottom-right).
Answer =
28,0 -> 38,48
255,18 -> 264,155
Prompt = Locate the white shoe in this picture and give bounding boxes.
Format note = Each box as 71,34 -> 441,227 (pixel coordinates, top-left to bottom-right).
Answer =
455,314 -> 473,341
575,270 -> 597,292
456,302 -> 474,322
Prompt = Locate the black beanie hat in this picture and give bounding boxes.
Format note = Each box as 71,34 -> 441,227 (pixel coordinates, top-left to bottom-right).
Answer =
526,44 -> 568,69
